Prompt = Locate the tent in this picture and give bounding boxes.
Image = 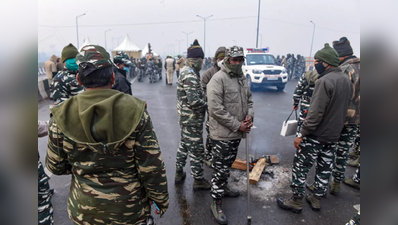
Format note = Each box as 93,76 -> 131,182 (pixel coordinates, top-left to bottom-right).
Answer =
141,44 -> 159,58
79,37 -> 94,51
112,34 -> 141,58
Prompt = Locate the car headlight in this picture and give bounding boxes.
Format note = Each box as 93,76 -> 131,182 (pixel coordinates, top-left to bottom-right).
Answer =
282,69 -> 287,74
252,69 -> 262,74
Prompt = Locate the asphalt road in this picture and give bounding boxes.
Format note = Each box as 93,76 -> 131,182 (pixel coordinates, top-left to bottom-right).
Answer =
37,69 -> 360,225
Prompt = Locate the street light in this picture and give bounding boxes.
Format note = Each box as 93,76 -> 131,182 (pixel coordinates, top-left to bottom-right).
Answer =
182,31 -> 193,49
259,34 -> 263,48
309,21 -> 316,59
196,14 -> 213,56
76,13 -> 86,49
176,39 -> 183,55
104,29 -> 111,51
256,0 -> 261,48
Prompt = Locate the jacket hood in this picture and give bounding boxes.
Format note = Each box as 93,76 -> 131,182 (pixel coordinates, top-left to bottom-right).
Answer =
50,89 -> 146,153
213,47 -> 226,64
49,55 -> 58,63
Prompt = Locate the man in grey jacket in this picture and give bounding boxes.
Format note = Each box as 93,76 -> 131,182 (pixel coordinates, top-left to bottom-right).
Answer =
207,46 -> 254,224
277,43 -> 353,214
201,46 -> 226,167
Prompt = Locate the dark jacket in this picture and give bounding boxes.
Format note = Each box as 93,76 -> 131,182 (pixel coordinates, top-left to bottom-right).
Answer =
112,67 -> 132,95
300,67 -> 353,142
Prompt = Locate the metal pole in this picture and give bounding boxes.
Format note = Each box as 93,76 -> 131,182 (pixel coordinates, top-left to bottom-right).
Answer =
76,13 -> 86,49
256,0 -> 261,48
259,34 -> 263,48
176,39 -> 183,55
182,31 -> 193,49
197,15 -> 213,56
309,21 -> 316,59
245,134 -> 251,223
104,29 -> 111,51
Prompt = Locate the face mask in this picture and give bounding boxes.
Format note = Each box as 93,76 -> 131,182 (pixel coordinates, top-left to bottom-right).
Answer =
65,58 -> 78,71
187,58 -> 203,74
230,63 -> 243,75
123,67 -> 130,72
217,60 -> 223,68
315,62 -> 327,74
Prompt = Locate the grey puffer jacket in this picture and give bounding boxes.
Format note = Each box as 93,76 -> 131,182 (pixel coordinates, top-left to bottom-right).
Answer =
201,47 -> 226,94
207,63 -> 254,141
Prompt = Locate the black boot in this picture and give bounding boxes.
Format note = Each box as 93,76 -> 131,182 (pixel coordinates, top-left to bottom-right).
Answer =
224,185 -> 239,198
211,199 -> 228,224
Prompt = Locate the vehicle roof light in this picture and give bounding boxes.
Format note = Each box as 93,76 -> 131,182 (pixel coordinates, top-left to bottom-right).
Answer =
246,47 -> 269,53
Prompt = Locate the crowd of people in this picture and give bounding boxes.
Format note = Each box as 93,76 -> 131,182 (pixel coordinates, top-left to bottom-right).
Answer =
38,36 -> 359,225
274,54 -> 307,80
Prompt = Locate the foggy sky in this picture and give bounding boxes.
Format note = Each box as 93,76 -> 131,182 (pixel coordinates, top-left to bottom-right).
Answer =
38,0 -> 360,59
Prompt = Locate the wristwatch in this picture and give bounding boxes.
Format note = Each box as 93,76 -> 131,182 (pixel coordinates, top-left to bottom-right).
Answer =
297,133 -> 303,138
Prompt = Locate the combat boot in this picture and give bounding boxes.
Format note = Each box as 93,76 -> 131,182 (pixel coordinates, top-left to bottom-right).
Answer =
277,195 -> 303,214
204,159 -> 212,167
348,156 -> 360,167
348,151 -> 359,159
305,194 -> 321,211
211,199 -> 228,225
305,183 -> 327,197
193,178 -> 211,191
224,185 -> 239,198
343,177 -> 360,190
174,169 -> 186,184
329,180 -> 341,196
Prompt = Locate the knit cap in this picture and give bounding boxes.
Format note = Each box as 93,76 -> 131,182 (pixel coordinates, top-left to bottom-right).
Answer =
332,37 -> 353,57
314,43 -> 340,67
61,43 -> 79,63
187,39 -> 204,59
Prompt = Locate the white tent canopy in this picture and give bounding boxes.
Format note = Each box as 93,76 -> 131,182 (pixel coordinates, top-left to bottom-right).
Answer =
141,44 -> 159,57
114,34 -> 141,52
79,37 -> 94,51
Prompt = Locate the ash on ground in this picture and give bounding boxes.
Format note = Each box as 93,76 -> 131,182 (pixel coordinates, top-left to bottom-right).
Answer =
228,165 -> 292,202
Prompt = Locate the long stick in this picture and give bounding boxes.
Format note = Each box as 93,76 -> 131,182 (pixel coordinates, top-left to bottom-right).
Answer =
246,134 -> 251,223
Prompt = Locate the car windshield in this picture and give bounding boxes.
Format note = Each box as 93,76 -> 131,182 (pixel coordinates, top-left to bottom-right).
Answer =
246,54 -> 275,65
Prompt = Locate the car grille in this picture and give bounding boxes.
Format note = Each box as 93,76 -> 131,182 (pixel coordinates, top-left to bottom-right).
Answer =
263,70 -> 281,75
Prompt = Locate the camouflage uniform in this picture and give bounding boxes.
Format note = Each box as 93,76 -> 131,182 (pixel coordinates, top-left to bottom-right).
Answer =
346,211 -> 360,225
286,55 -> 294,78
46,45 -> 169,225
52,68 -> 84,105
156,59 -> 163,80
146,60 -> 156,83
291,137 -> 337,197
292,70 -> 318,135
38,156 -> 54,225
332,57 -> 360,182
176,59 -> 207,179
294,56 -> 306,78
353,127 -> 360,154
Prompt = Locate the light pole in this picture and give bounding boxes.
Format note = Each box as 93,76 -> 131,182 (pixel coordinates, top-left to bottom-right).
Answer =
256,0 -> 261,48
176,39 -> 183,55
196,14 -> 213,56
309,21 -> 316,59
76,13 -> 86,49
104,29 -> 111,51
182,31 -> 193,49
259,34 -> 263,48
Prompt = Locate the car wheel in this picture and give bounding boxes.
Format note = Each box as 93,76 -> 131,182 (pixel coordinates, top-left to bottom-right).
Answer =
277,84 -> 285,91
247,75 -> 254,90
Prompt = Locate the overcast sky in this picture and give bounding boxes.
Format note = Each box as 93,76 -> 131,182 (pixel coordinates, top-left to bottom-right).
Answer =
38,0 -> 360,58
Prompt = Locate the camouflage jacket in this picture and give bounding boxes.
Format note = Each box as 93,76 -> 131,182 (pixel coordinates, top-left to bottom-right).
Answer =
52,68 -> 84,105
46,89 -> 169,224
340,56 -> 360,125
177,65 -> 207,126
293,72 -> 316,114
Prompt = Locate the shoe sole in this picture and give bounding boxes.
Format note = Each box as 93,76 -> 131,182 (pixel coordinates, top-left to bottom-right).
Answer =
224,194 -> 240,198
210,208 -> 228,225
174,174 -> 186,184
305,198 -> 320,211
330,190 -> 339,196
277,199 -> 302,214
342,181 -> 360,190
193,187 -> 211,191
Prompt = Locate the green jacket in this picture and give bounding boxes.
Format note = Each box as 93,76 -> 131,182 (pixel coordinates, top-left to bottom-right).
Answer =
46,89 -> 169,225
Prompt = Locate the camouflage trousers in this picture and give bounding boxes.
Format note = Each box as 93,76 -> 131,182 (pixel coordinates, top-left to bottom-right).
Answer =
291,137 -> 336,197
204,113 -> 213,162
210,139 -> 241,199
346,211 -> 360,225
332,125 -> 359,182
296,107 -> 308,136
38,160 -> 54,225
352,163 -> 360,183
176,125 -> 205,179
353,127 -> 360,155
148,69 -> 156,82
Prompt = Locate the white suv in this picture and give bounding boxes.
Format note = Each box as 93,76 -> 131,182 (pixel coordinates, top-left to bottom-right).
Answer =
242,48 -> 288,91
